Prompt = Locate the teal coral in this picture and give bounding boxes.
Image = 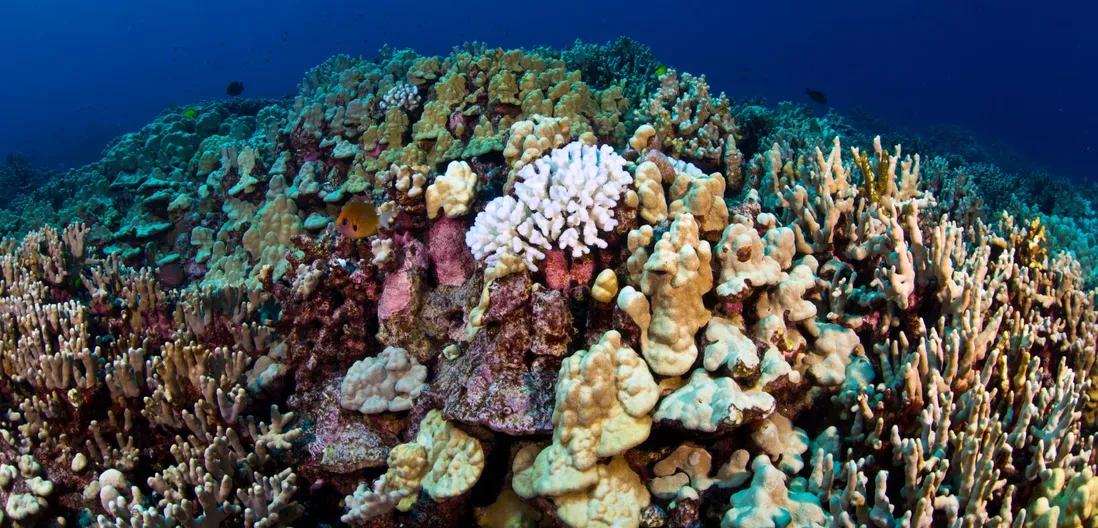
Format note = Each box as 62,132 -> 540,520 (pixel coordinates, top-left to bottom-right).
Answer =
0,41 -> 1096,528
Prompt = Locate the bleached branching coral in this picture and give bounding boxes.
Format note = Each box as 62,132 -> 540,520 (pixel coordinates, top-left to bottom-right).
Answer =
379,83 -> 421,112
466,141 -> 632,270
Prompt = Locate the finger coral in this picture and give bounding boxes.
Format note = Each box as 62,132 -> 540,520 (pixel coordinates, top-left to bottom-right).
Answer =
0,40 -> 1096,528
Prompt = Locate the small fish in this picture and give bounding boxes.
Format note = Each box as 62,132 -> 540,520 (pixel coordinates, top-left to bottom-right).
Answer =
226,81 -> 245,96
805,88 -> 828,105
183,108 -> 197,119
655,64 -> 667,76
336,201 -> 380,239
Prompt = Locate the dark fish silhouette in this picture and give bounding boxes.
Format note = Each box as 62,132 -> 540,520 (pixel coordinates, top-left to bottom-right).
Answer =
226,81 -> 244,97
805,88 -> 828,105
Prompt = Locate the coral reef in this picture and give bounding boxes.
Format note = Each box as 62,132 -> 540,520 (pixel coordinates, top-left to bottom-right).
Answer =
0,41 -> 1096,528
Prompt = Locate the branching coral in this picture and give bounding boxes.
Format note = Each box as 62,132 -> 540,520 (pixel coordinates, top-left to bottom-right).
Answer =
466,141 -> 633,270
1,39 -> 1097,528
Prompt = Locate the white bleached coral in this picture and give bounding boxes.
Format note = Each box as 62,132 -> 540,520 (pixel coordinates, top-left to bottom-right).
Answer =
339,346 -> 428,414
379,83 -> 421,112
465,141 -> 633,271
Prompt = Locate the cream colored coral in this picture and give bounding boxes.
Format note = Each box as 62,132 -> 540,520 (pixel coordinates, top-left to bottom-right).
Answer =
343,411 -> 482,521
509,443 -> 547,500
624,225 -> 655,285
649,445 -> 715,500
475,489 -> 544,528
703,315 -> 759,375
633,161 -> 667,224
416,409 -> 485,500
748,413 -> 808,476
426,161 -> 479,219
655,369 -> 775,432
515,331 -> 658,498
1025,466 -> 1098,527
668,170 -> 728,234
339,346 -> 428,414
551,456 -> 650,528
715,222 -> 788,300
795,322 -> 861,387
591,269 -> 618,303
386,443 -> 429,511
465,253 -> 526,338
393,164 -> 428,199
341,474 -> 410,525
629,124 -> 656,151
633,213 -> 713,376
503,115 -> 571,172
754,257 -> 820,324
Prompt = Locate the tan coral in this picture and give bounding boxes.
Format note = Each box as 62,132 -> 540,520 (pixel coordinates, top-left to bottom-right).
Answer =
503,115 -> 571,172
630,213 -> 713,376
629,124 -> 656,152
649,445 -> 715,501
748,413 -> 808,475
633,161 -> 668,224
416,409 -> 486,500
475,489 -> 545,528
668,170 -> 729,234
553,456 -> 650,528
241,175 -> 303,283
426,161 -> 479,219
514,331 -> 658,498
1025,466 -> 1098,527
591,269 -> 618,304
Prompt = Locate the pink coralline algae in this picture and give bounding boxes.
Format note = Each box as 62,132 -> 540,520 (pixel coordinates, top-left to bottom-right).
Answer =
430,273 -> 560,435
3,42 -> 1098,528
426,216 -> 474,287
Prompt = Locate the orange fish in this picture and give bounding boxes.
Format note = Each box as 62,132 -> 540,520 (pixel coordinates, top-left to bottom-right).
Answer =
336,201 -> 380,239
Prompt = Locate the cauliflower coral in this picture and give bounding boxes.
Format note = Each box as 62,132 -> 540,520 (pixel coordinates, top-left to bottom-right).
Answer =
465,141 -> 633,270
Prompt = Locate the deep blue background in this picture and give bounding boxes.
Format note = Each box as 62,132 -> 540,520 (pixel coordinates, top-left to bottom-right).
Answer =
1,0 -> 1094,180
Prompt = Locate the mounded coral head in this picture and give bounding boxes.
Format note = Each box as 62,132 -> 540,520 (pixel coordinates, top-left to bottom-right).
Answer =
514,330 -> 658,498
339,346 -> 428,414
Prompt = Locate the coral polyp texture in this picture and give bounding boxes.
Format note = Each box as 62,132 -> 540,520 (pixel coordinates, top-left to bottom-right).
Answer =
0,39 -> 1096,528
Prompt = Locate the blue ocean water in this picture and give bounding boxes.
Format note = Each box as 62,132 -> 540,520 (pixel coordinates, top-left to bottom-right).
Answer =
0,0 -> 1094,180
